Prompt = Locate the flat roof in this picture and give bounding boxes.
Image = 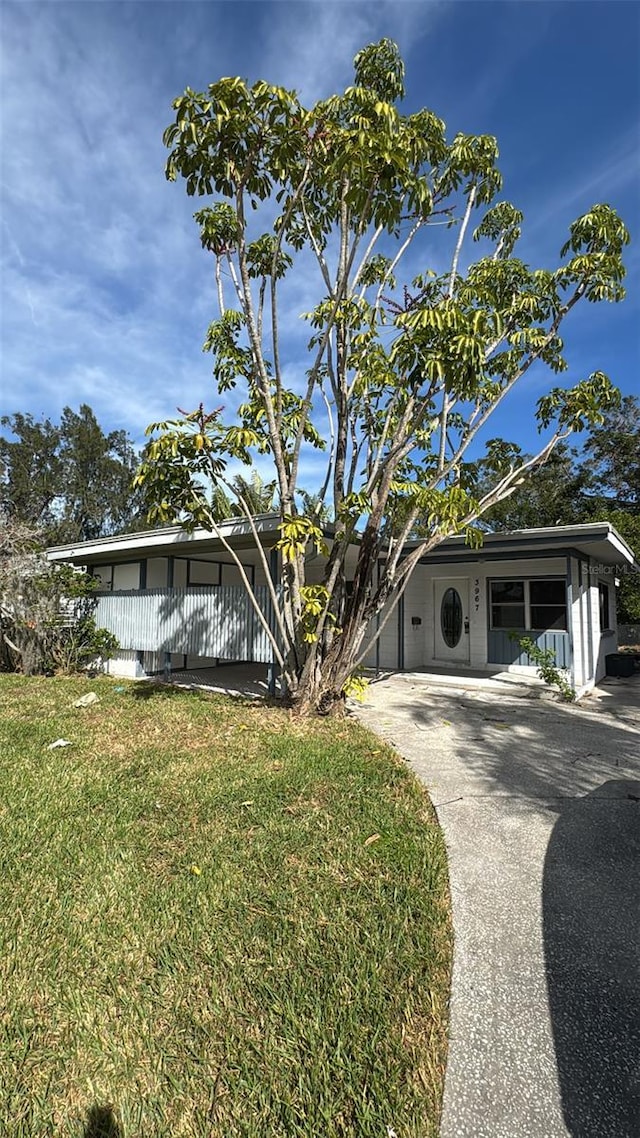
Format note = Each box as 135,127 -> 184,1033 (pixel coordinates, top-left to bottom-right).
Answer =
47,516 -> 637,570
413,522 -> 638,569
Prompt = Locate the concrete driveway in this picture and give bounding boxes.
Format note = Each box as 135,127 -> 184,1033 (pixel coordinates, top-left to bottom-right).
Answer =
354,674 -> 640,1138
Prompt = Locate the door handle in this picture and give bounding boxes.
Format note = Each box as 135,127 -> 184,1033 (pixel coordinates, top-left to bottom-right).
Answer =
464,618 -> 470,634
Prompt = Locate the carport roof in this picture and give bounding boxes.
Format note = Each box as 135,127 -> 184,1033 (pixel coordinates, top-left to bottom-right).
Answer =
46,514 -> 283,565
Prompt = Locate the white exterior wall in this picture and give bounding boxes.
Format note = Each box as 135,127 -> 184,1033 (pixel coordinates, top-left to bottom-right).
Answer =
97,553 -> 274,677
378,598 -> 400,669
361,555 -> 572,675
403,571 -> 428,670
146,558 -> 168,588
569,557 -> 585,690
103,650 -> 145,678
93,565 -> 113,590
361,595 -> 399,671
568,558 -> 618,693
189,560 -> 219,585
93,542 -> 625,690
592,567 -> 618,683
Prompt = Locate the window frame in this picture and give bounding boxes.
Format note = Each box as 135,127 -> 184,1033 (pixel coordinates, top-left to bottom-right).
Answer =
489,576 -> 568,632
598,581 -> 612,632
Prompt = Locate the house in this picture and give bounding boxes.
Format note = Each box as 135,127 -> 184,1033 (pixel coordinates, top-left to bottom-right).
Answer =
47,518 -> 638,697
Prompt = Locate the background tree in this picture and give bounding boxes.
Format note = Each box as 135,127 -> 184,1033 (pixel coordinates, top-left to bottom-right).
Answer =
0,413 -> 61,533
56,405 -> 143,542
583,394 -> 639,506
136,39 -> 629,713
0,405 -> 144,545
211,470 -> 276,520
468,442 -> 590,531
482,399 -> 640,621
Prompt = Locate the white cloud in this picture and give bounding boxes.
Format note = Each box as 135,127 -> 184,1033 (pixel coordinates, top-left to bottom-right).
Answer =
262,1 -> 440,103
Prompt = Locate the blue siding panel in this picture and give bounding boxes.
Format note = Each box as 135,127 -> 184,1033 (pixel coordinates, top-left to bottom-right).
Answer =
488,628 -> 570,668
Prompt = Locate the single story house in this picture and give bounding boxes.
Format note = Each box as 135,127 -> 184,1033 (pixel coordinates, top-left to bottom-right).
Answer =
47,518 -> 638,697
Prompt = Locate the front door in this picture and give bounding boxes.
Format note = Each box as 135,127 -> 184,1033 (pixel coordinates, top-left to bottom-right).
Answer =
434,579 -> 470,663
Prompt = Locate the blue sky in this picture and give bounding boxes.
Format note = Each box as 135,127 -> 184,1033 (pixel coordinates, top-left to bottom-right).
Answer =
1,0 -> 638,486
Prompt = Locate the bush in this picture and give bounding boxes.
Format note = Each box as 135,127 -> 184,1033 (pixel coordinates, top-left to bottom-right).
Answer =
1,518 -> 118,674
513,634 -> 576,701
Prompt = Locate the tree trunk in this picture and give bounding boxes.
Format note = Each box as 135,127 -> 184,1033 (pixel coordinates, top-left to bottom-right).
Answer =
283,613 -> 371,716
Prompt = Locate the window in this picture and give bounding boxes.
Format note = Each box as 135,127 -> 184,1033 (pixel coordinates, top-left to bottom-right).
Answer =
490,578 -> 567,631
441,587 -> 464,647
598,582 -> 611,631
490,580 -> 525,629
530,579 -> 567,631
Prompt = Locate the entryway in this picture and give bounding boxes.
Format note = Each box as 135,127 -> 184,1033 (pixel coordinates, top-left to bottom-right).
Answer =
434,578 -> 470,664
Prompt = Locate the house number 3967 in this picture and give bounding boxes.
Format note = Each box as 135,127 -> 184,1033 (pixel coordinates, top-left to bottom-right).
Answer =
474,578 -> 481,613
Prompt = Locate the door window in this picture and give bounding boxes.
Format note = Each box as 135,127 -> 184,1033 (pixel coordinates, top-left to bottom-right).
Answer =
441,587 -> 463,648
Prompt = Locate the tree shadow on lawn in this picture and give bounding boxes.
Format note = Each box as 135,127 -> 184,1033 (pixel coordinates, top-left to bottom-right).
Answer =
394,683 -> 640,1134
82,1105 -> 122,1138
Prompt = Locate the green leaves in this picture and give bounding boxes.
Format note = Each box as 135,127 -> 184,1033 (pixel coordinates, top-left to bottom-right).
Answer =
389,482 -> 479,537
164,76 -> 307,200
473,201 -> 523,257
557,204 -> 629,302
276,515 -> 328,563
353,38 -> 406,102
246,233 -> 293,280
439,133 -> 502,203
194,204 -> 240,254
133,406 -> 238,530
536,372 -> 620,433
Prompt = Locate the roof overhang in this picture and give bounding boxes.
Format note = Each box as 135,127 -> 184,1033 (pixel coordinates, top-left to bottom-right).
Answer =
46,514 -> 282,566
412,522 -> 638,570
47,518 -> 638,574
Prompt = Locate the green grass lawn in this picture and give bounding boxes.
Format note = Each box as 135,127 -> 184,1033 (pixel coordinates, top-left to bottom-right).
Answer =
0,674 -> 451,1138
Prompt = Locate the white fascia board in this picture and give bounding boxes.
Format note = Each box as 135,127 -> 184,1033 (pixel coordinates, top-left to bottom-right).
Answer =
605,525 -> 638,568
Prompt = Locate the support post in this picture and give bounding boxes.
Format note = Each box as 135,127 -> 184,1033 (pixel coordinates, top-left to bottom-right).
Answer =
164,556 -> 174,682
585,555 -> 594,683
267,546 -> 279,698
137,559 -> 147,674
397,586 -> 405,671
375,561 -> 381,675
566,556 -> 574,690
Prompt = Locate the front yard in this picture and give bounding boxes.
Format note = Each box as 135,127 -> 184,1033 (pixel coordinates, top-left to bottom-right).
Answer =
0,675 -> 451,1138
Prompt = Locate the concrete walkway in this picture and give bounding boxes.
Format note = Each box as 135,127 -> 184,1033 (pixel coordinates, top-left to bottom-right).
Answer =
354,673 -> 640,1138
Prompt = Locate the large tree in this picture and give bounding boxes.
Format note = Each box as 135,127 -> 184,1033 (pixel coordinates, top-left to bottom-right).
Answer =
136,39 -> 629,713
1,404 -> 144,545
